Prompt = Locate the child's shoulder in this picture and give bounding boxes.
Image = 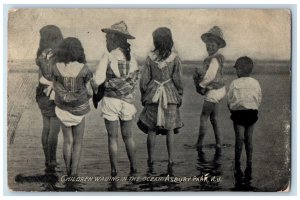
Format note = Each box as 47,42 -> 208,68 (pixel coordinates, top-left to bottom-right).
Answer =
147,51 -> 179,63
205,53 -> 224,64
245,77 -> 260,84
231,77 -> 260,87
212,53 -> 224,62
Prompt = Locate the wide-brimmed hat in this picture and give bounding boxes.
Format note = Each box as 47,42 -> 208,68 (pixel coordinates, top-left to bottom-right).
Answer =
201,26 -> 226,48
101,21 -> 135,39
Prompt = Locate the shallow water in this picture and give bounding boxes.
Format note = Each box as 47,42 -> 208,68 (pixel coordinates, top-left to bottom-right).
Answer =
7,67 -> 290,192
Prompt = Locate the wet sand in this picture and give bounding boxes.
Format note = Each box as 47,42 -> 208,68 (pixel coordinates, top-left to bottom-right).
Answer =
7,63 -> 290,192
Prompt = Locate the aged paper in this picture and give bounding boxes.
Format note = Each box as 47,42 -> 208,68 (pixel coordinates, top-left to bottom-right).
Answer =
7,9 -> 291,192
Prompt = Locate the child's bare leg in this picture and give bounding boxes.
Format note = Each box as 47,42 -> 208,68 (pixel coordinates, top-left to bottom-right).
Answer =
197,101 -> 214,148
61,123 -> 73,175
166,130 -> 174,174
105,119 -> 118,176
244,124 -> 254,180
120,120 -> 137,174
166,130 -> 174,164
42,115 -> 50,166
244,125 -> 254,165
210,103 -> 221,148
233,123 -> 245,171
71,118 -> 85,176
147,131 -> 156,164
48,116 -> 60,166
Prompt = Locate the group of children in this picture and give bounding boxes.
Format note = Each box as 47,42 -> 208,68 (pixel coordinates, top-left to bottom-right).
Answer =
35,22 -> 262,184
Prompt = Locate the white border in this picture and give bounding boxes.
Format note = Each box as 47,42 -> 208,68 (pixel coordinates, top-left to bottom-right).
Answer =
1,1 -> 298,200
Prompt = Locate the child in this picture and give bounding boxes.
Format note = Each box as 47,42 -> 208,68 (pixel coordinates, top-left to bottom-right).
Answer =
35,25 -> 63,172
137,27 -> 184,174
227,56 -> 262,182
52,37 -> 92,177
92,21 -> 138,177
188,26 -> 226,150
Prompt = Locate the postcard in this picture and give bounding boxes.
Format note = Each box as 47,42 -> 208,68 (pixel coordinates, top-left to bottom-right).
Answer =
7,8 -> 291,192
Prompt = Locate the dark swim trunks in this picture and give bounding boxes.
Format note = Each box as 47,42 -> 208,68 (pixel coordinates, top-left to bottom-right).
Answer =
230,109 -> 258,127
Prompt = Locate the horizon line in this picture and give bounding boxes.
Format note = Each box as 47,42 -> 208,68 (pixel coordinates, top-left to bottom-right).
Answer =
7,58 -> 291,62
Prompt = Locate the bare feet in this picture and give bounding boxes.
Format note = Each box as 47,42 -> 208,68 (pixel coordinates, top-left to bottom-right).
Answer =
167,162 -> 174,176
111,170 -> 117,177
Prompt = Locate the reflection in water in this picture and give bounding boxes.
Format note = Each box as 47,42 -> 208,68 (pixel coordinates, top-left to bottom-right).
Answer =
231,177 -> 259,192
129,161 -> 181,191
196,148 -> 222,191
14,143 -> 260,191
231,165 -> 259,191
15,171 -> 60,191
15,171 -> 85,191
15,173 -> 58,183
108,180 -> 118,191
63,181 -> 85,191
135,174 -> 181,191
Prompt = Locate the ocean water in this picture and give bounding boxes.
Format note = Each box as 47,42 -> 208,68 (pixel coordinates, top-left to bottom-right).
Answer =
7,60 -> 290,192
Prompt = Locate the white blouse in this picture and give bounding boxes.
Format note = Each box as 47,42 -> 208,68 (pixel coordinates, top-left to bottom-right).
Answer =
227,77 -> 262,110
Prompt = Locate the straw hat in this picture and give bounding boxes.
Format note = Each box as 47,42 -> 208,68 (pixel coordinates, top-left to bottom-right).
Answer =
201,26 -> 226,48
101,21 -> 135,39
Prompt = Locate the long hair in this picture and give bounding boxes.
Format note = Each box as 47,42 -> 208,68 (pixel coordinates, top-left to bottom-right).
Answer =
53,37 -> 86,64
36,25 -> 63,58
152,27 -> 174,61
110,33 -> 131,61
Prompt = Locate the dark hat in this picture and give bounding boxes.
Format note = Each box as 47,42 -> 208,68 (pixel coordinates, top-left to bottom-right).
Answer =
101,21 -> 135,39
201,26 -> 226,48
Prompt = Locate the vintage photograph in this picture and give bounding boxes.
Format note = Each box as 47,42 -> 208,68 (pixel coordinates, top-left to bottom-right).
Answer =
7,8 -> 291,192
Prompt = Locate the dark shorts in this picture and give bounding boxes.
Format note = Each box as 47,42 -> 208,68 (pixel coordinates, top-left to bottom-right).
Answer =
230,110 -> 258,127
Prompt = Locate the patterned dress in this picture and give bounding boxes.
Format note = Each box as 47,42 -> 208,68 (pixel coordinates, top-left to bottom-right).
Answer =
137,51 -> 184,135
52,62 -> 92,126
35,48 -> 56,117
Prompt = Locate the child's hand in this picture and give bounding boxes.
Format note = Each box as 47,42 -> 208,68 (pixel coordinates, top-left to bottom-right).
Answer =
43,86 -> 53,97
227,102 -> 231,110
127,70 -> 139,80
199,86 -> 207,95
90,79 -> 99,93
86,81 -> 94,97
177,99 -> 182,108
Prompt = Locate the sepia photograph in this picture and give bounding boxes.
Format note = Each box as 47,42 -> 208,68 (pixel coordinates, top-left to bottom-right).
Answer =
6,8 -> 291,192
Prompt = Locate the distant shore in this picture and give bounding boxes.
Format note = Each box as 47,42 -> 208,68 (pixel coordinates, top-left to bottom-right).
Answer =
7,59 -> 291,74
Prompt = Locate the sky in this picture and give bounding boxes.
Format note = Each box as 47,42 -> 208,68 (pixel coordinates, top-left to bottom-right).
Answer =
8,9 -> 291,61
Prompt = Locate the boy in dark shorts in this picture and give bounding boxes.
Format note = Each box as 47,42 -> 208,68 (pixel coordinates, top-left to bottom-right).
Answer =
227,56 -> 262,183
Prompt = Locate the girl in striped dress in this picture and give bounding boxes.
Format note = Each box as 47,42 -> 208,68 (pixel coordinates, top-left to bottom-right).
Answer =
137,27 -> 184,174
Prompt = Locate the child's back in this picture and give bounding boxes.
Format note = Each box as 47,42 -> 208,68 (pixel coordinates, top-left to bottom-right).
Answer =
228,76 -> 261,111
228,56 -> 262,183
